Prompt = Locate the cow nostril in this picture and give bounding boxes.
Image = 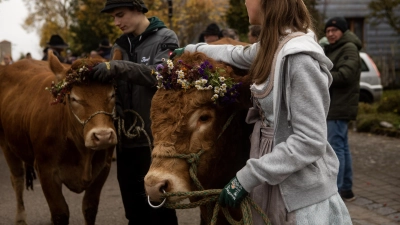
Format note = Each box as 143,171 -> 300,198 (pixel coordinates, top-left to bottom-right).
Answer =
159,180 -> 169,193
93,133 -> 100,141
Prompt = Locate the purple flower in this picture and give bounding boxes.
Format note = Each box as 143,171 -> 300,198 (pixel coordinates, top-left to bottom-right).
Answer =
198,68 -> 204,75
156,64 -> 164,71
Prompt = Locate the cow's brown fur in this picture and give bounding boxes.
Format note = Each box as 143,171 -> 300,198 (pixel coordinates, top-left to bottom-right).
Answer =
0,51 -> 117,225
145,52 -> 252,224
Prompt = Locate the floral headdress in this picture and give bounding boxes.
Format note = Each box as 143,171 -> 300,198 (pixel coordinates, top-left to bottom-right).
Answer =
155,58 -> 241,105
45,61 -> 100,105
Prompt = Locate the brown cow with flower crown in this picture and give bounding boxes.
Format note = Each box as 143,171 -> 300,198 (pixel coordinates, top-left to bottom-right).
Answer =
0,50 -> 118,225
144,52 -> 253,224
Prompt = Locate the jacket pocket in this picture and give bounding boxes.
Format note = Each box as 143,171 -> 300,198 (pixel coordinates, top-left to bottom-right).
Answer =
283,163 -> 320,193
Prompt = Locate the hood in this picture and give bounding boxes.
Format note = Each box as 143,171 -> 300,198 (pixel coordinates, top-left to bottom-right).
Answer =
280,30 -> 333,74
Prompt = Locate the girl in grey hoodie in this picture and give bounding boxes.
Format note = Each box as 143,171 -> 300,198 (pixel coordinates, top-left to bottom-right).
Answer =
181,0 -> 353,224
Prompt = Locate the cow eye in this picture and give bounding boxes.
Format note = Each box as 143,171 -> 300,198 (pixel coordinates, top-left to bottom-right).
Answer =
199,115 -> 210,122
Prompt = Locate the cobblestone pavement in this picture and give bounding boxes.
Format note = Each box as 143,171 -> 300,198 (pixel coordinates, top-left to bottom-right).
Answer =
345,130 -> 400,225
0,130 -> 399,224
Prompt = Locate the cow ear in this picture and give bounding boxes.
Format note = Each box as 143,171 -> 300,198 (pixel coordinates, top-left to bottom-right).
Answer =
48,49 -> 67,81
112,49 -> 122,60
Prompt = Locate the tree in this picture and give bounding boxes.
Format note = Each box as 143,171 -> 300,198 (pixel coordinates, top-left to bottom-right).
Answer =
225,0 -> 324,42
69,0 -> 121,55
23,0 -> 74,48
225,0 -> 248,41
146,0 -> 229,45
368,0 -> 400,34
304,0 -> 324,38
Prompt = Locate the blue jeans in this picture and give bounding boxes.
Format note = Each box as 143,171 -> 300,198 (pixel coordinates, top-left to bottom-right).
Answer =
327,120 -> 353,192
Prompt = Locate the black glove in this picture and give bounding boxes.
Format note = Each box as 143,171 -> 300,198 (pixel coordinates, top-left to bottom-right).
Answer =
91,62 -> 115,82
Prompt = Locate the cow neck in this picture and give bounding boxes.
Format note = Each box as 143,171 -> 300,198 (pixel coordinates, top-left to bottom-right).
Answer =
82,151 -> 95,183
67,94 -> 115,128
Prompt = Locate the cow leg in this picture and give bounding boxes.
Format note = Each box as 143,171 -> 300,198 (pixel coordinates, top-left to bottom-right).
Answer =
82,163 -> 111,225
36,165 -> 69,225
2,147 -> 28,225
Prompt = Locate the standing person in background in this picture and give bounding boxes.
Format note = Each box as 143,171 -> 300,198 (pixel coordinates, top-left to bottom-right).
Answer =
42,34 -> 69,63
220,28 -> 240,41
89,0 -> 179,224
248,25 -> 261,44
171,0 -> 352,224
324,16 -> 362,202
97,38 -> 112,60
25,52 -> 32,59
201,23 -> 221,43
1,54 -> 13,65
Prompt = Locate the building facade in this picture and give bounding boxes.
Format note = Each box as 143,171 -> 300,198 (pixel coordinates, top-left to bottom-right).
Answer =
0,40 -> 12,63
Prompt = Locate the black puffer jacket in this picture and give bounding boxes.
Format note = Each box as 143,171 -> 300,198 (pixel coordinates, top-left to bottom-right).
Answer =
110,17 -> 179,148
324,31 -> 362,120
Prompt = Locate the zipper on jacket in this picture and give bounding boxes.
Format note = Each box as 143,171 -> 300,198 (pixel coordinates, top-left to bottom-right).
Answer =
281,58 -> 292,129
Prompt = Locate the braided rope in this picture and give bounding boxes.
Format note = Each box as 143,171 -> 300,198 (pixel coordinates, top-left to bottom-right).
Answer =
116,109 -> 153,153
161,190 -> 270,225
67,94 -> 115,127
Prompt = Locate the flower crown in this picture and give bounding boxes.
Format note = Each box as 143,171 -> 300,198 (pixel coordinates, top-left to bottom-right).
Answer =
45,61 -> 100,105
155,59 -> 241,105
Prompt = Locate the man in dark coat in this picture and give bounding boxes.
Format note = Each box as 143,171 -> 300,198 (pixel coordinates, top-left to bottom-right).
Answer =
91,0 -> 179,224
324,16 -> 362,202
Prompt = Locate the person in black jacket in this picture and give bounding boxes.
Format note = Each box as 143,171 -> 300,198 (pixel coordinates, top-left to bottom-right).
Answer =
92,1 -> 179,224
324,16 -> 362,202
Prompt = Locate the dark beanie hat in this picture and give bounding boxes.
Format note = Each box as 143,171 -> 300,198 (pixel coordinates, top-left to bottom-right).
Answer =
202,23 -> 221,36
325,17 -> 348,33
100,0 -> 148,13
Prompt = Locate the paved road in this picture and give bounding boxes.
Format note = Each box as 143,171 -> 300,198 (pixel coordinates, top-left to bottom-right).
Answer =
0,130 -> 399,224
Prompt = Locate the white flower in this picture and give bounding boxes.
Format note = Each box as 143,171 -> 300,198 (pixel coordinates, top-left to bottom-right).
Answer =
167,59 -> 174,70
177,70 -> 185,79
219,77 -> 226,82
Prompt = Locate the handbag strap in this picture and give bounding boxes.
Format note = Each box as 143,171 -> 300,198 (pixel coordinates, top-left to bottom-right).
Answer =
252,32 -> 305,98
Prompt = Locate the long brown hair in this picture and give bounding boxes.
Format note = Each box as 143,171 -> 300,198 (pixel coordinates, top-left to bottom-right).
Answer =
250,0 -> 314,84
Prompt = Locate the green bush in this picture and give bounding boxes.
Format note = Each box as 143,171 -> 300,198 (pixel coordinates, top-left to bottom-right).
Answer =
377,90 -> 400,115
356,89 -> 400,137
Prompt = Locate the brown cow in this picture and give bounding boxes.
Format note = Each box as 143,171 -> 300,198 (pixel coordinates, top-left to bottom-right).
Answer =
144,52 -> 252,224
0,51 -> 117,225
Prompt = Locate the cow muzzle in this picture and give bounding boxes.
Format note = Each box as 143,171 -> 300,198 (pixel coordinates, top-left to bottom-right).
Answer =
85,128 -> 117,150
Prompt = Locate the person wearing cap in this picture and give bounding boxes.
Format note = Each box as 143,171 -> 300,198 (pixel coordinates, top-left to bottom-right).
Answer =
324,16 -> 362,202
97,38 -> 112,60
201,23 -> 221,43
42,34 -> 69,63
90,0 -> 179,224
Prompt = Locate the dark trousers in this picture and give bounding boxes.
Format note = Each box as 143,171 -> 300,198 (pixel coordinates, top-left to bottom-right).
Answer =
117,146 -> 178,225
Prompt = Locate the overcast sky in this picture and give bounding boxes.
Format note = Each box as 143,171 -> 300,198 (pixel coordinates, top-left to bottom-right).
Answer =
0,0 -> 42,60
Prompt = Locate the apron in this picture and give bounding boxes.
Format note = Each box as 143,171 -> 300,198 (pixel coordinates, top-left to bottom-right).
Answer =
246,108 -> 296,225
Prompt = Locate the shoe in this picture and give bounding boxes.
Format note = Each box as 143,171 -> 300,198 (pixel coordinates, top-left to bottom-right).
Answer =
340,190 -> 356,202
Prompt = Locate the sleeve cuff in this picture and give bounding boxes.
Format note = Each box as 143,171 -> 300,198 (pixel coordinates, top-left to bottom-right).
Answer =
236,166 -> 260,193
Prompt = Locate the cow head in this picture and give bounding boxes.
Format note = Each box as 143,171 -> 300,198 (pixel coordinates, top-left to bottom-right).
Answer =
144,52 -> 252,204
47,50 -> 118,150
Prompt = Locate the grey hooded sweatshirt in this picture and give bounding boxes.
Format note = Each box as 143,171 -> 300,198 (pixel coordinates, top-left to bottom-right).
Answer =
186,31 -> 339,212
